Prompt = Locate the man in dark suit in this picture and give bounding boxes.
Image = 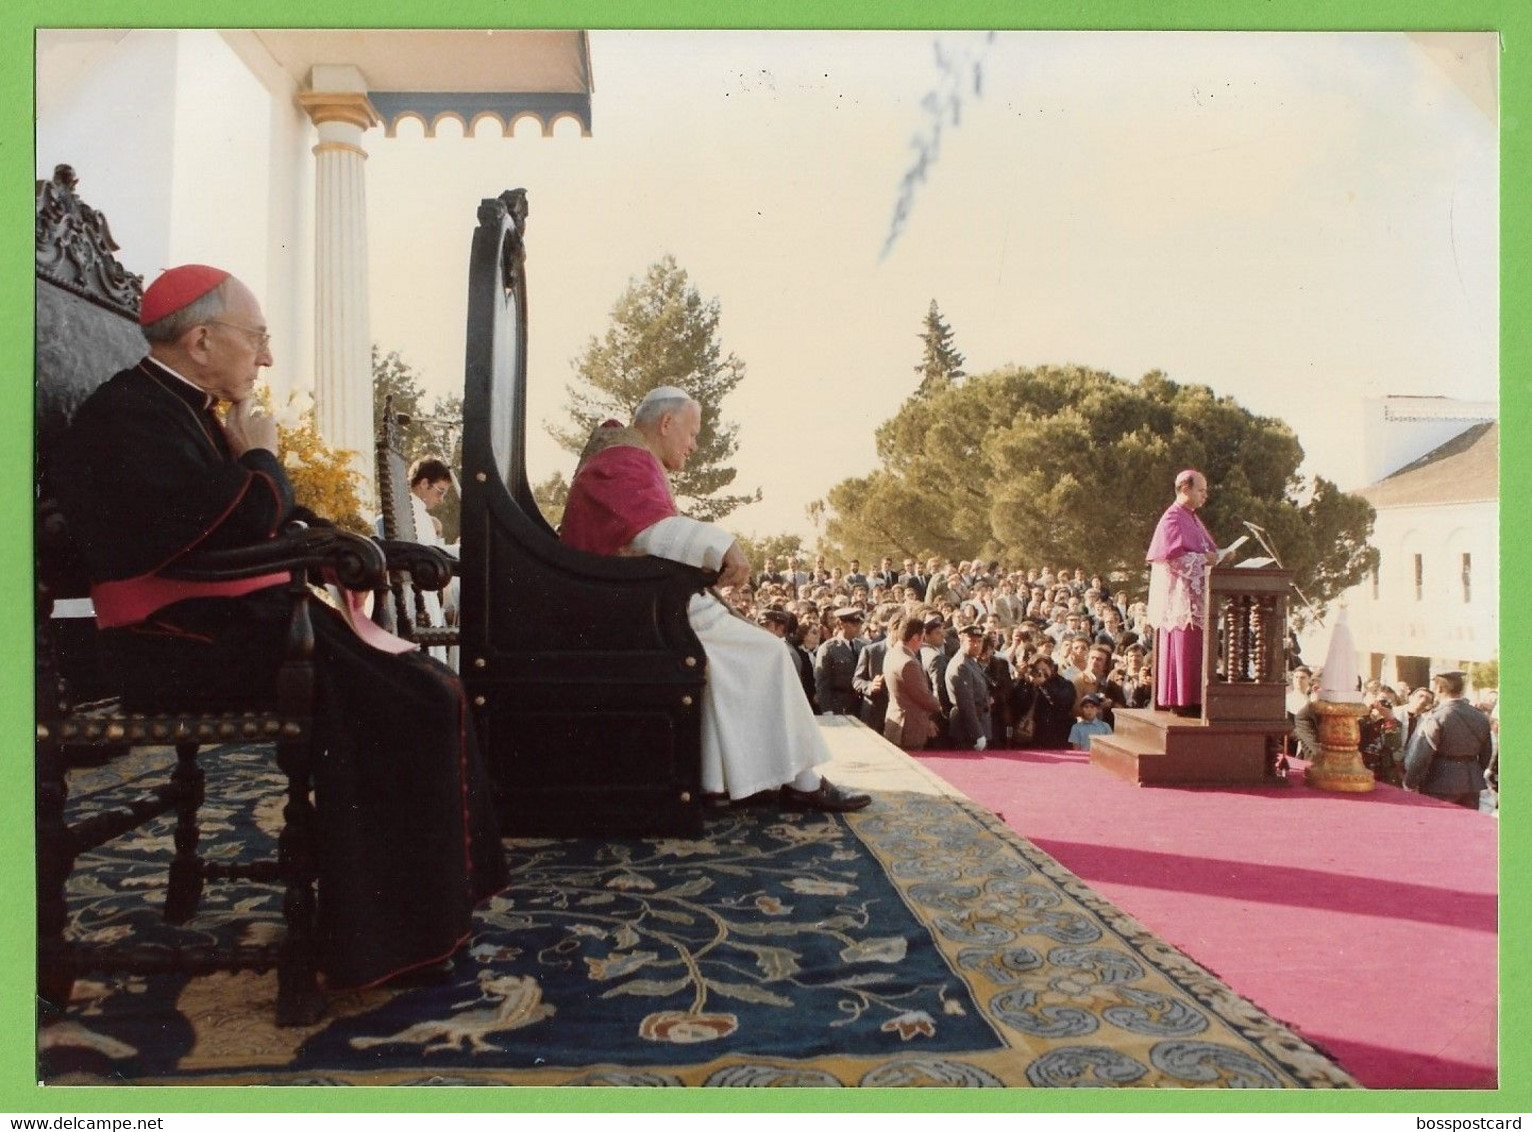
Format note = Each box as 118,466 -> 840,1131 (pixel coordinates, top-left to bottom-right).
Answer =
1287,666 -> 1321,760
1073,643 -> 1126,726
982,632 -> 1015,745
919,615 -> 952,740
759,609 -> 815,710
756,557 -> 786,587
898,557 -> 927,601
853,614 -> 891,734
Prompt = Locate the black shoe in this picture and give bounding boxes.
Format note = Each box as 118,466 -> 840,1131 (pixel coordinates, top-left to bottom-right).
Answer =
732,788 -> 784,808
781,778 -> 871,813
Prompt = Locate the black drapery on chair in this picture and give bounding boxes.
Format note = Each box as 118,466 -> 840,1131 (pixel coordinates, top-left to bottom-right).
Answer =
458,190 -> 714,837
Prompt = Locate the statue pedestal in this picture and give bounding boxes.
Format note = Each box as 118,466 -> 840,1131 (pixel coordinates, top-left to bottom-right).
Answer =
1305,700 -> 1374,793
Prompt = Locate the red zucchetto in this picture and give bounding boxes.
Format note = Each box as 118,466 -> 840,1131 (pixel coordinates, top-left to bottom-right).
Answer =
139,264 -> 231,326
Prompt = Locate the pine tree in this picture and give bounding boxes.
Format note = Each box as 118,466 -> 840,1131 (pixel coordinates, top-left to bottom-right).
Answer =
532,471 -> 570,530
549,255 -> 759,522
915,299 -> 966,395
372,347 -> 437,459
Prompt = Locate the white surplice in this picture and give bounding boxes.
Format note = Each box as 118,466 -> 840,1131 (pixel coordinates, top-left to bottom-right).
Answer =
630,516 -> 829,798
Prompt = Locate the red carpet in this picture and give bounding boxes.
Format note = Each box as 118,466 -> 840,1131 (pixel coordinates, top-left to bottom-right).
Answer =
915,745 -> 1498,1090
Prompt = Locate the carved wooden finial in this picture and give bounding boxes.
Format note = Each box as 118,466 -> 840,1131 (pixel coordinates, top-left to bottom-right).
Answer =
496,189 -> 529,293
35,165 -> 144,317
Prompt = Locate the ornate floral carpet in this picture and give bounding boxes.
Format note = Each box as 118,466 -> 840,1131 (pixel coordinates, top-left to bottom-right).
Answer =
41,746 -> 1358,1088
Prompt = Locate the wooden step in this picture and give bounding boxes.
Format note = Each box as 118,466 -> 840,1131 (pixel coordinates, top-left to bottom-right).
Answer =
1090,720 -> 1276,787
1113,708 -> 1195,747
1089,734 -> 1163,784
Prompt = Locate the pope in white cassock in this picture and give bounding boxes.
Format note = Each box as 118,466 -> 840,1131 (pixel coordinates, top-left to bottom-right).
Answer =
559,387 -> 870,813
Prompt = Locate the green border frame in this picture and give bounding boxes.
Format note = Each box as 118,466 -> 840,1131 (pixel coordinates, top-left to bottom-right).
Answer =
5,0 -> 1522,1116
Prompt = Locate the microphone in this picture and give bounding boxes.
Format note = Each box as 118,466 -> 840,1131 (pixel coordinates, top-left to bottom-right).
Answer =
1240,521 -> 1284,570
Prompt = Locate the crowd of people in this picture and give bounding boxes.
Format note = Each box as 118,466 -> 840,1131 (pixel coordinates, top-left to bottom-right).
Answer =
726,553 -> 1155,752
728,551 -> 1501,812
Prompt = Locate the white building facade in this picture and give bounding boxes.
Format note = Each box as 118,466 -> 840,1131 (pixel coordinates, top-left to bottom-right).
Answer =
37,30 -> 318,409
1340,397 -> 1498,693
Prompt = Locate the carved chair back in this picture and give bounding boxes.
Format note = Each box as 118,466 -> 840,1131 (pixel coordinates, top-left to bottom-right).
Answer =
374,395 -> 459,652
458,190 -> 713,837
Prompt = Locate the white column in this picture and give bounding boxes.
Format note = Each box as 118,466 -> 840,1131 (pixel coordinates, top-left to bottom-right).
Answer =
298,67 -> 379,496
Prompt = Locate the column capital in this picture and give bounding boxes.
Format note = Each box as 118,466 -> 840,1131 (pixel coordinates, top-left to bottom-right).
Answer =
297,89 -> 381,131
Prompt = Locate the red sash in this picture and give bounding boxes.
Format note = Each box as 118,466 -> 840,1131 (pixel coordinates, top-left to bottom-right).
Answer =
91,572 -> 289,628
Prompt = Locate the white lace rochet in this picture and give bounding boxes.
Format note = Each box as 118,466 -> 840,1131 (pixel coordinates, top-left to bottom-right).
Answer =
1146,552 -> 1209,632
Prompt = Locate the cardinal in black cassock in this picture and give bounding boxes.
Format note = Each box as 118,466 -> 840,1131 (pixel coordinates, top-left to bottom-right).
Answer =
51,264 -> 506,990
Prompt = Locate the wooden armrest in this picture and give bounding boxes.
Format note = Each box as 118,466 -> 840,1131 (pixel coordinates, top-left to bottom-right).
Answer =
165,523 -> 387,592
620,558 -> 720,592
556,546 -> 717,591
375,539 -> 456,592
646,560 -> 719,591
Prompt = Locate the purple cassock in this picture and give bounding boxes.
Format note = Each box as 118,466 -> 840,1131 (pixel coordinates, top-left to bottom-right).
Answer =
1145,501 -> 1219,709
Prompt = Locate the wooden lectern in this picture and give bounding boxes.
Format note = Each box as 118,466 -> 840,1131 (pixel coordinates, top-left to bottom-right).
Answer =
1093,565 -> 1294,785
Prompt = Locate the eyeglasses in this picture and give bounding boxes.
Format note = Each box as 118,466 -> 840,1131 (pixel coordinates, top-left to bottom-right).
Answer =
207,320 -> 272,351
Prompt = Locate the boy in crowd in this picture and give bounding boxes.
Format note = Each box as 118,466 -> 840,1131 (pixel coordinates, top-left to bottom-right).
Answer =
1069,693 -> 1114,750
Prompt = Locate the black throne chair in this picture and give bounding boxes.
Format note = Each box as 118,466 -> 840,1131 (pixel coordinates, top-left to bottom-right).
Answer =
458,190 -> 714,837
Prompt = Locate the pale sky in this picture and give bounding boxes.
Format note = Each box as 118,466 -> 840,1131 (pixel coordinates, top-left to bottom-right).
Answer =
364,30 -> 1498,540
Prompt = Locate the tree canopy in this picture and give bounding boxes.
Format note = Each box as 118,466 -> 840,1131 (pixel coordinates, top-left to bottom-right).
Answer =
547,255 -> 759,522
731,531 -> 807,574
532,471 -> 570,531
816,364 -> 1377,612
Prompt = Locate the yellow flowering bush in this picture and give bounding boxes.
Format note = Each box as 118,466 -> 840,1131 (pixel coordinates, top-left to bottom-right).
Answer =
252,387 -> 369,533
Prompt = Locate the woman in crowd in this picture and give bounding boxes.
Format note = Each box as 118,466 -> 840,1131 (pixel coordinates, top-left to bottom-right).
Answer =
1030,656 -> 1078,749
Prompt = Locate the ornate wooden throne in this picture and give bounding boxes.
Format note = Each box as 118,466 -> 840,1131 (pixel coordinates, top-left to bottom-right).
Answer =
35,165 -> 387,1025
458,191 -> 714,837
